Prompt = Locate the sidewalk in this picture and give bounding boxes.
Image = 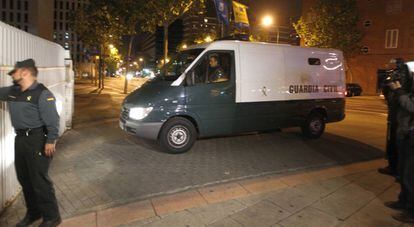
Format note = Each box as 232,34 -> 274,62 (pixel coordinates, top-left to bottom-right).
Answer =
58,159 -> 412,227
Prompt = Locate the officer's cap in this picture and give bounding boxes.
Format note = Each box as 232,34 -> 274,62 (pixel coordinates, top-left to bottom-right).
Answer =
7,59 -> 36,75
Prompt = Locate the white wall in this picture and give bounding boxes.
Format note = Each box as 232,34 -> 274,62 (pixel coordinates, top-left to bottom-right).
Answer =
0,21 -> 73,212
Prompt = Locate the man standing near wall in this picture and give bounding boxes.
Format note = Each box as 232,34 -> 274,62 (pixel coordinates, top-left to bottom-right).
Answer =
0,59 -> 61,227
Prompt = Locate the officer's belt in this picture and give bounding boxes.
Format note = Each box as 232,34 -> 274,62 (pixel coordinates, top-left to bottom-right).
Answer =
15,126 -> 46,136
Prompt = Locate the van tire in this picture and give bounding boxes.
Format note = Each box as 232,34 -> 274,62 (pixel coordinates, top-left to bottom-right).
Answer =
158,117 -> 197,154
301,113 -> 325,139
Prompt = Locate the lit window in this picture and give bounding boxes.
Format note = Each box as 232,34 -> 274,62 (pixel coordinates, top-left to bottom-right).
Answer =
385,29 -> 399,48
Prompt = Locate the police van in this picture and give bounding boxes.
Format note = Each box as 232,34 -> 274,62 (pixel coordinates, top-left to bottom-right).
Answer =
120,41 -> 346,153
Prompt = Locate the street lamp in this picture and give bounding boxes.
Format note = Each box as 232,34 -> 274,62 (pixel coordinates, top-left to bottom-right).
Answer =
261,15 -> 279,44
139,58 -> 144,62
204,36 -> 213,43
262,15 -> 273,27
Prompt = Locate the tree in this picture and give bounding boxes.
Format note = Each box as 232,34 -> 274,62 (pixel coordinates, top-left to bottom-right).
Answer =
70,0 -> 124,89
293,0 -> 362,57
143,0 -> 205,73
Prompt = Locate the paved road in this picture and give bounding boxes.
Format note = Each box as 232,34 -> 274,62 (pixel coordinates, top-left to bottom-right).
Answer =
0,79 -> 389,223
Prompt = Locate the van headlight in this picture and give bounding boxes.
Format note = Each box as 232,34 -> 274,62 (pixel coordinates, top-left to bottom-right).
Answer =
129,107 -> 153,120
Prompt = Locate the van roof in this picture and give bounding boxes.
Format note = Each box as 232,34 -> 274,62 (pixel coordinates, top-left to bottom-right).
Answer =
186,40 -> 341,53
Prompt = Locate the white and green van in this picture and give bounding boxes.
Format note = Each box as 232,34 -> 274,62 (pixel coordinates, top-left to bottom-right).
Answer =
120,41 -> 346,153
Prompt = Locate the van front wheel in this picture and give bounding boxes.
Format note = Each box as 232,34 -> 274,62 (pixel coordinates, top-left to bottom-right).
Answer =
301,113 -> 325,139
158,117 -> 197,154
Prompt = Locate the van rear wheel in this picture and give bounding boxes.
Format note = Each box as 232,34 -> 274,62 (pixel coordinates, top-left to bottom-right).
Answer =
158,117 -> 197,154
301,113 -> 325,139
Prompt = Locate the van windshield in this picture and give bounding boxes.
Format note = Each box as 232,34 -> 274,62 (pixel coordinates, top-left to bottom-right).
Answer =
158,48 -> 204,81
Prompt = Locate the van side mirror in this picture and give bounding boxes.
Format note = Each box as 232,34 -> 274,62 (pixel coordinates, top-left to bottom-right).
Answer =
185,71 -> 194,86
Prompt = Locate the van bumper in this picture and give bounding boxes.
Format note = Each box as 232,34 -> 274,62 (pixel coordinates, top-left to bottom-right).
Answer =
119,119 -> 163,140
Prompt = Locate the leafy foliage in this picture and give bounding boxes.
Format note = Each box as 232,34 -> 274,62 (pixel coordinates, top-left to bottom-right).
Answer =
144,0 -> 205,29
293,0 -> 362,56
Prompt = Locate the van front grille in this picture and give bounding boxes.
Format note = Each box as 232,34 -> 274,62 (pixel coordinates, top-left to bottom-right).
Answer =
121,107 -> 129,120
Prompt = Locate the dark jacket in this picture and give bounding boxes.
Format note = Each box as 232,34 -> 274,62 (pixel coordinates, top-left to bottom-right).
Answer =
396,90 -> 414,140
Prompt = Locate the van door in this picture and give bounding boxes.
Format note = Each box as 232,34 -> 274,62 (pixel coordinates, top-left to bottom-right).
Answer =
185,51 -> 236,137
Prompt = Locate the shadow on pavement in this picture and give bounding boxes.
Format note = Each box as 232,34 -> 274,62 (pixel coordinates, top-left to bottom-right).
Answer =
43,121 -> 386,217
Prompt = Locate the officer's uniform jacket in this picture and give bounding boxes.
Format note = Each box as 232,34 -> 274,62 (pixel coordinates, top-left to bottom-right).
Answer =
0,81 -> 60,143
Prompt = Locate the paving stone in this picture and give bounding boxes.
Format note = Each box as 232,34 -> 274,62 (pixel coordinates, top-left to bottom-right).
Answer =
118,216 -> 161,227
347,170 -> 396,195
199,183 -> 249,204
97,200 -> 155,227
239,176 -> 288,194
311,183 -> 376,220
278,207 -> 340,227
236,191 -> 276,207
265,186 -> 321,213
230,201 -> 290,226
61,212 -> 96,227
207,217 -> 243,227
141,210 -> 204,227
187,199 -> 246,225
338,197 -> 400,227
151,190 -> 207,215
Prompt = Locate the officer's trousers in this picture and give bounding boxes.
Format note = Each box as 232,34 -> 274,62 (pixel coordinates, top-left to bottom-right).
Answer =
398,132 -> 414,212
14,132 -> 60,220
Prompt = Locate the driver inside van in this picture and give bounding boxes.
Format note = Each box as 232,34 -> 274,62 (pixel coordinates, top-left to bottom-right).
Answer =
208,54 -> 228,83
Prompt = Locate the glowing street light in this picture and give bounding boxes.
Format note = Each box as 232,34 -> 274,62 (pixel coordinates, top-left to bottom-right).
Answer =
262,15 -> 273,27
126,73 -> 133,80
261,15 -> 279,43
108,44 -> 114,49
182,44 -> 188,49
133,61 -> 138,66
139,58 -> 144,62
204,36 -> 213,43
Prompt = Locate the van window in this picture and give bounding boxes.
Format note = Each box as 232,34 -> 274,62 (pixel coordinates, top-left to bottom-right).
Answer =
308,58 -> 321,65
192,51 -> 232,84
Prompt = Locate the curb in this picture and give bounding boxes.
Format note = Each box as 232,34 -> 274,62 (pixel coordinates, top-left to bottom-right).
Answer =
60,159 -> 386,227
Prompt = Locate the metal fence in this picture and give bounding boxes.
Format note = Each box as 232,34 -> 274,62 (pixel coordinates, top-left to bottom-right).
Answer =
0,21 -> 74,212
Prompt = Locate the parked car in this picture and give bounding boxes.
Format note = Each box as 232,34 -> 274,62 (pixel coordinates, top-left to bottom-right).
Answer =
120,41 -> 346,153
346,83 -> 362,97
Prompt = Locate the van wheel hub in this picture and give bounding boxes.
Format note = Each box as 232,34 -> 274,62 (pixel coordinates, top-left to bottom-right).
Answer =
168,126 -> 188,148
310,119 -> 322,133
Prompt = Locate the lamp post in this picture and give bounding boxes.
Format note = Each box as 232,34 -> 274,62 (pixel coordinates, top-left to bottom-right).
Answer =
261,15 -> 273,43
261,15 -> 279,44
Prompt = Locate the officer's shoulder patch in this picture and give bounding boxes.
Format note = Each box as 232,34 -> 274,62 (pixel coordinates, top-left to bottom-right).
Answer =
47,97 -> 55,101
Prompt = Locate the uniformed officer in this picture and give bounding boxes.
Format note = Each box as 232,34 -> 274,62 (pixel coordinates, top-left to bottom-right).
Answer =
0,59 -> 61,227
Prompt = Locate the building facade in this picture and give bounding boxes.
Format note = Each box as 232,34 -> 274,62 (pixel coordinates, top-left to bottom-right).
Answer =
301,0 -> 414,94
53,0 -> 88,64
0,0 -> 54,40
